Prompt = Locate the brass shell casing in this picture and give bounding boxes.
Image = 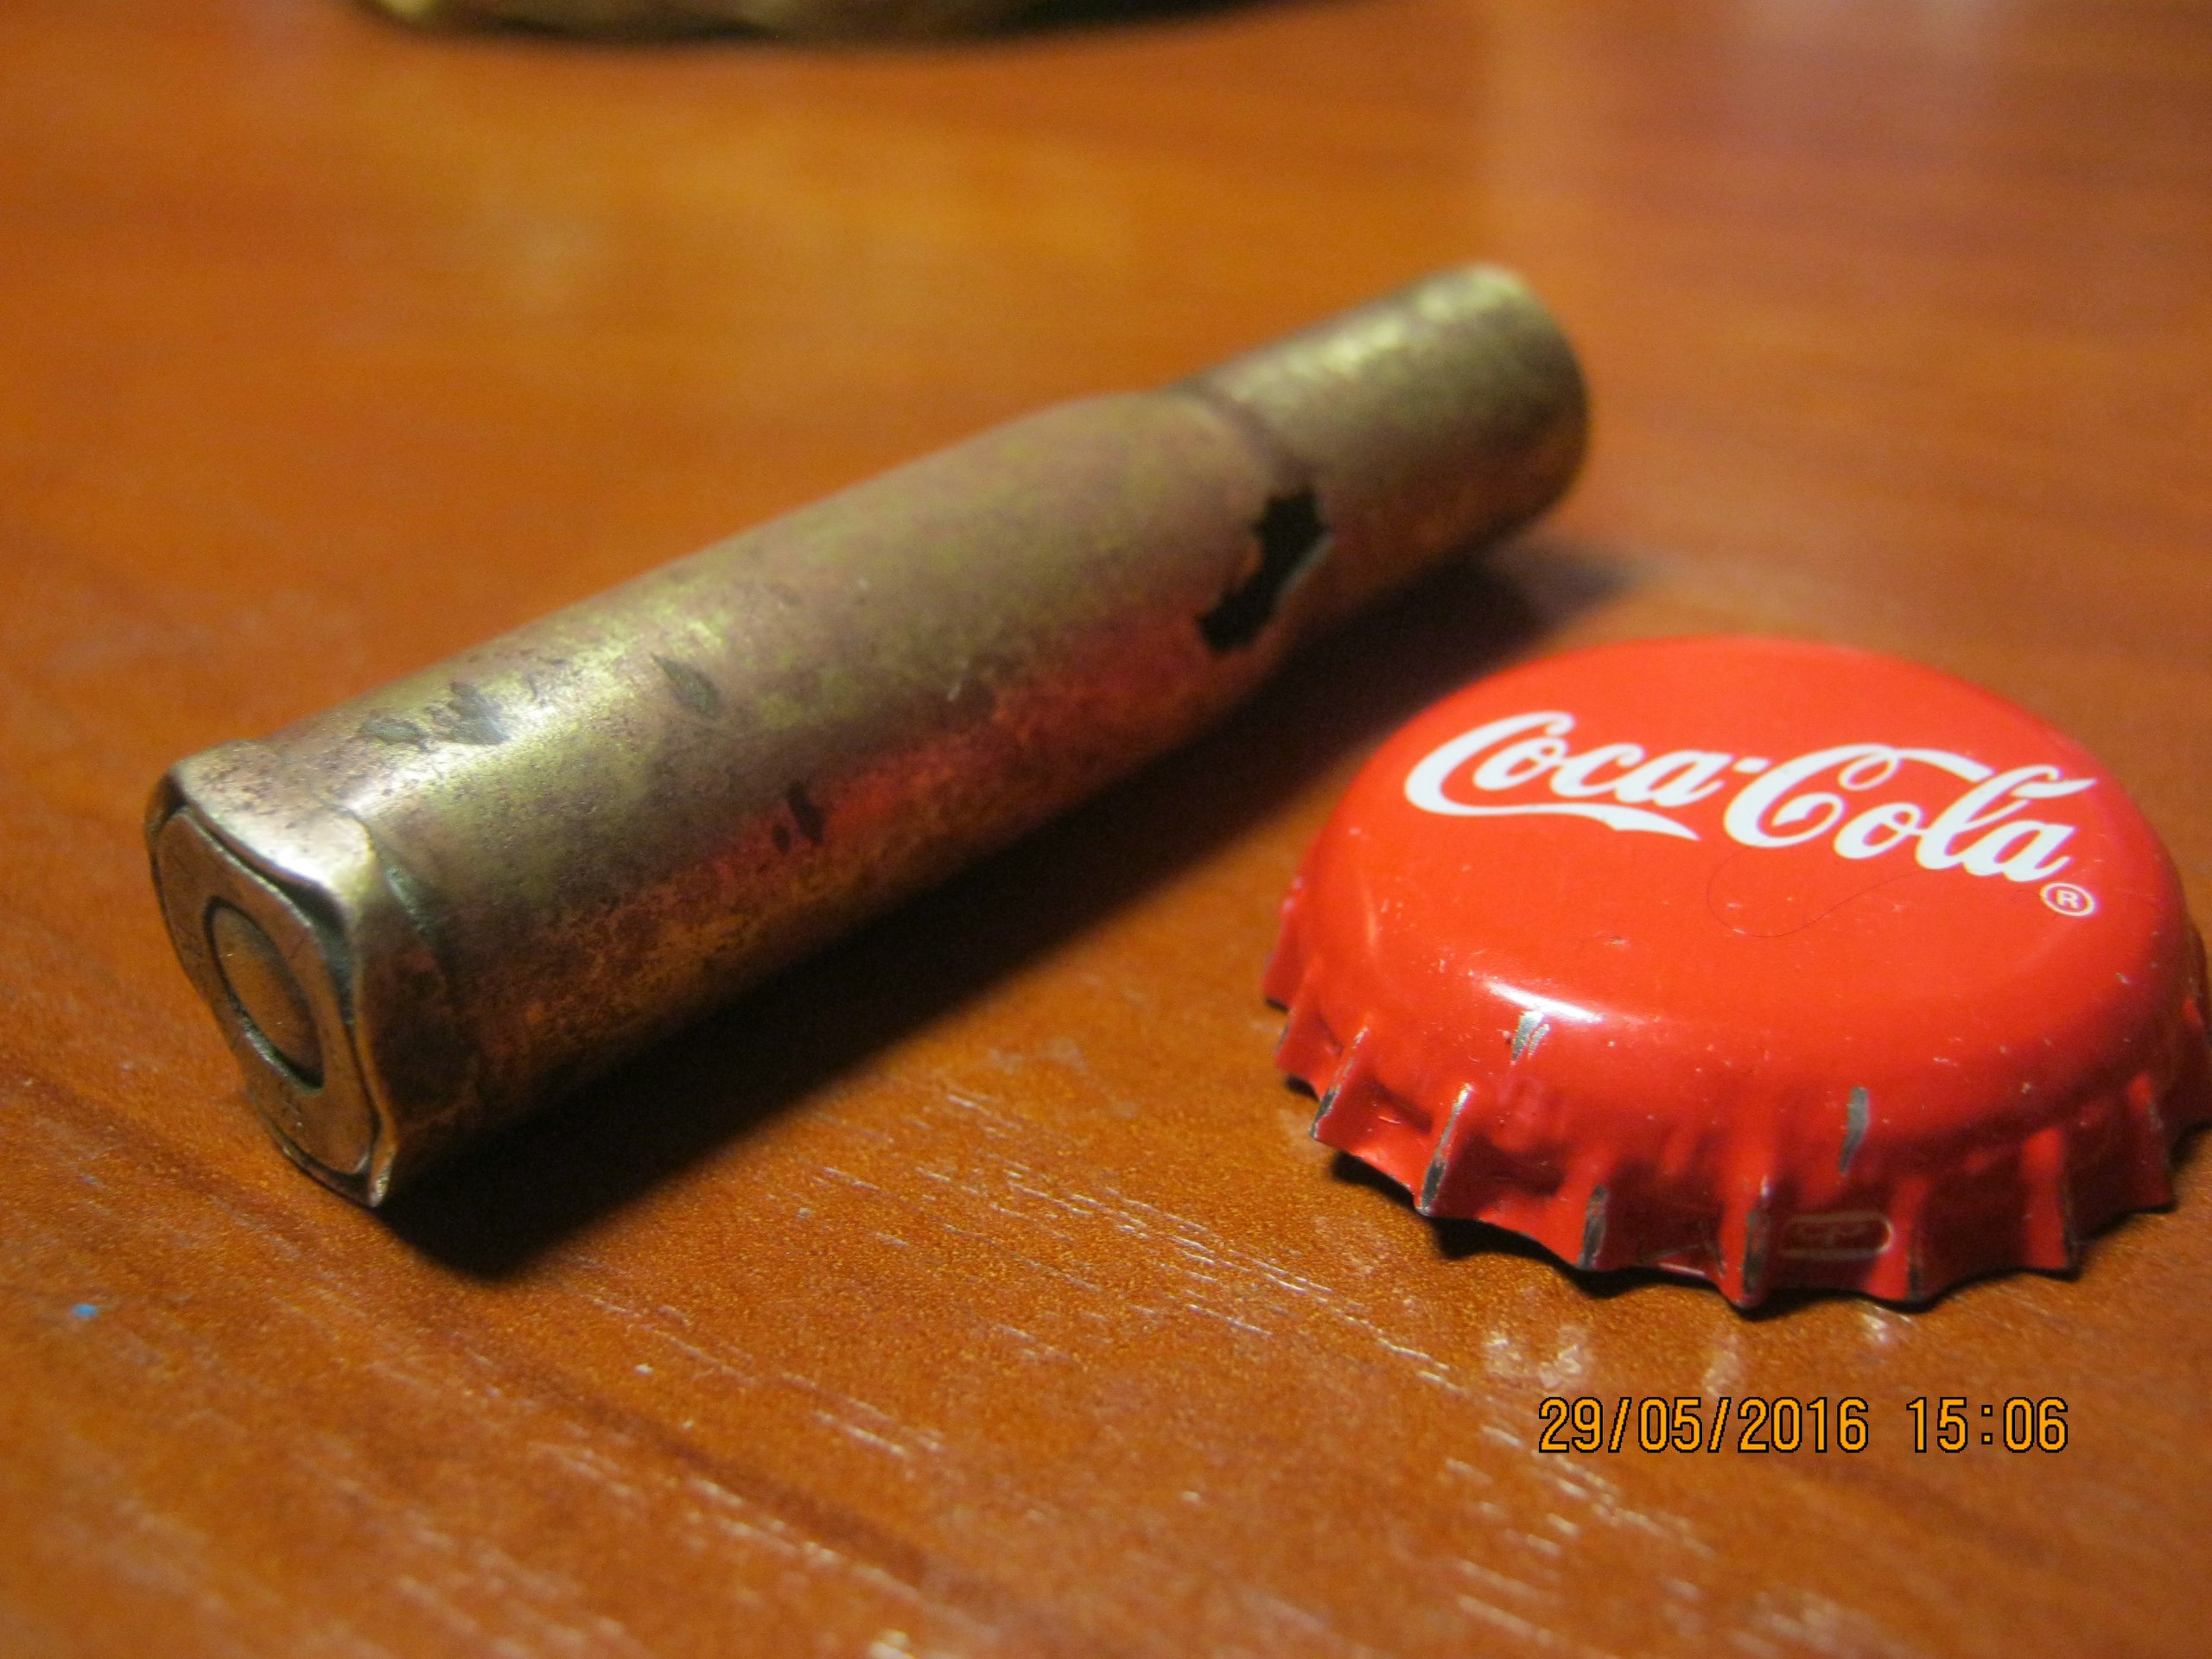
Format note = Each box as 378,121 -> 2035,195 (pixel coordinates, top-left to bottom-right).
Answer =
148,266 -> 1587,1204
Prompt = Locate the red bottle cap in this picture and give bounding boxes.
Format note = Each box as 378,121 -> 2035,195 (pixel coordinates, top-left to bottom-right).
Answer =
1267,636 -> 2209,1305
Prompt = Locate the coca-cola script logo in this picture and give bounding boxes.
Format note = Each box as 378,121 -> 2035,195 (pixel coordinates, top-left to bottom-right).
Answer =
1404,711 -> 2099,893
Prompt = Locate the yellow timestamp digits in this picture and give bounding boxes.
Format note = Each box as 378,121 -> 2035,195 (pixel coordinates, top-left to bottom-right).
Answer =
1535,1395 -> 1869,1454
1906,1396 -> 2068,1452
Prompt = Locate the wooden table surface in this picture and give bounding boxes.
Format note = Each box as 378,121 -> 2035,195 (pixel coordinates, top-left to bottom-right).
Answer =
5,1 -> 2210,1654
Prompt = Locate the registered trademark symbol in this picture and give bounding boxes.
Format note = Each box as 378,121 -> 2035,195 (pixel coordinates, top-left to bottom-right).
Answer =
2042,881 -> 2096,917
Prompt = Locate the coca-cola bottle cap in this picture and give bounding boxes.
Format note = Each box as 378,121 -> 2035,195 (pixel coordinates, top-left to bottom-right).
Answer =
1267,635 -> 2209,1305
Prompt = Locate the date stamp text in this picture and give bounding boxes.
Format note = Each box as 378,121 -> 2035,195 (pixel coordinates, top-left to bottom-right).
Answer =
1535,1395 -> 2068,1453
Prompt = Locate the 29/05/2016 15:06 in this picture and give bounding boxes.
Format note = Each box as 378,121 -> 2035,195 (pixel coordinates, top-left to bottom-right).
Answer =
1535,1396 -> 2069,1453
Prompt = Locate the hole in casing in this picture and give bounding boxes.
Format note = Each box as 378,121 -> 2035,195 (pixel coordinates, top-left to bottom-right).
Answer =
1198,489 -> 1330,653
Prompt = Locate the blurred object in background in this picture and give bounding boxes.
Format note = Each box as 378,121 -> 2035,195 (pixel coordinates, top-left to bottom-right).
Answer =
370,0 -> 1037,38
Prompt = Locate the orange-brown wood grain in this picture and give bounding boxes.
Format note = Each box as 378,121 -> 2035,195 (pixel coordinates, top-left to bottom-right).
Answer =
3,1 -> 2209,1654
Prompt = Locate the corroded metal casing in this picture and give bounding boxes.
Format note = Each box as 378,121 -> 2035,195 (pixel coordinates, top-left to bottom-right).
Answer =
149,266 -> 1587,1204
